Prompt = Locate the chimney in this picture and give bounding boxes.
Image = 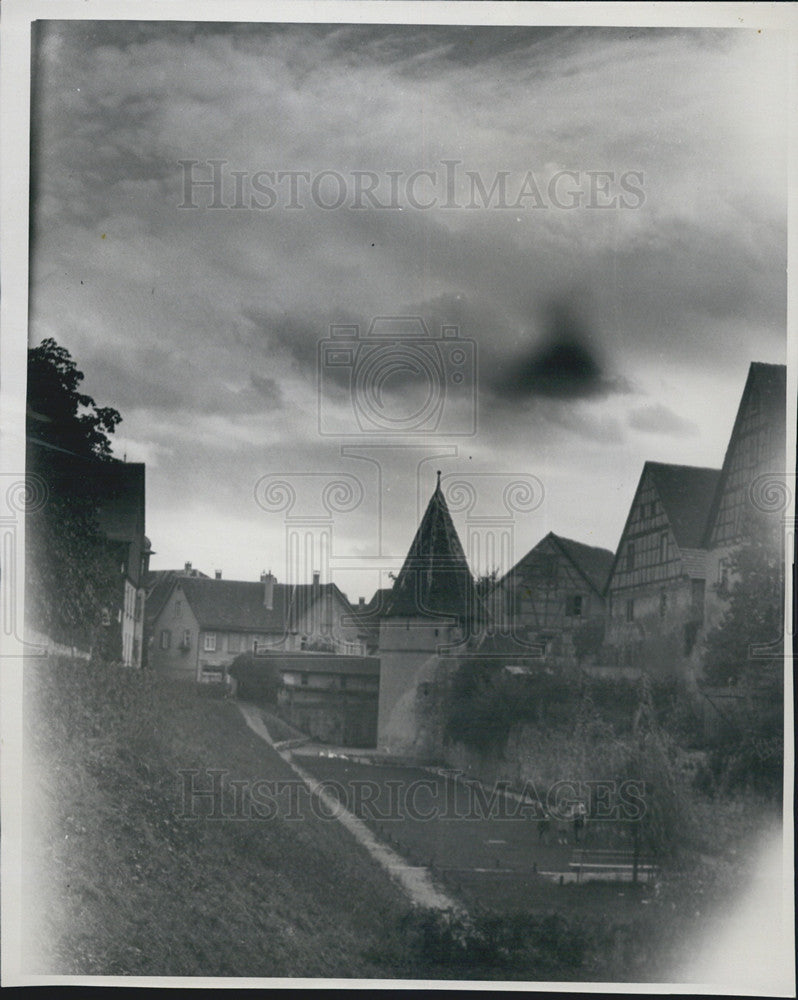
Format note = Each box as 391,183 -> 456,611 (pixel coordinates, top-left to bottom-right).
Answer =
215,570 -> 222,580
358,596 -> 365,608
262,570 -> 275,610
184,561 -> 192,574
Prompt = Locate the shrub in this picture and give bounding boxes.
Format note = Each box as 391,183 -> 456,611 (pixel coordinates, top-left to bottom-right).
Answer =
228,652 -> 282,703
383,907 -> 596,976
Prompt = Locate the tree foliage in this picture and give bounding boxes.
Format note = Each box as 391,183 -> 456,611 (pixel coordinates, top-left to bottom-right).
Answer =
703,535 -> 784,688
228,652 -> 283,704
27,337 -> 121,460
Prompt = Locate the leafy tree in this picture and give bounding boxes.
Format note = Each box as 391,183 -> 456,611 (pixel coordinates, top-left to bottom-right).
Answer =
703,534 -> 784,688
27,337 -> 121,460
26,338 -> 124,651
701,530 -> 784,796
475,568 -> 499,598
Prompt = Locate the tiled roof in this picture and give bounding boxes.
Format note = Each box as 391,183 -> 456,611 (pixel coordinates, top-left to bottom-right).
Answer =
646,462 -> 721,549
176,577 -> 343,632
549,534 -> 615,594
384,475 -> 480,621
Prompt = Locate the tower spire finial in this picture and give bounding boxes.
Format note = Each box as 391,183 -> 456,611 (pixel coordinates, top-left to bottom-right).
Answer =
436,469 -> 442,489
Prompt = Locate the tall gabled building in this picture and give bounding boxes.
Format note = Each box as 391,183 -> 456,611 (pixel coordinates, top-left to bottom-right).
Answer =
604,462 -> 720,680
703,362 -> 787,634
376,472 -> 482,757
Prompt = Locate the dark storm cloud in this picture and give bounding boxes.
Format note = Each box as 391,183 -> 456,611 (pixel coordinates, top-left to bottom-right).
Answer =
487,302 -> 633,402
26,20 -> 788,581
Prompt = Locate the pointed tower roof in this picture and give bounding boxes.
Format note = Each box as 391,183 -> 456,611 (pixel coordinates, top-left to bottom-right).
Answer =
384,471 -> 479,621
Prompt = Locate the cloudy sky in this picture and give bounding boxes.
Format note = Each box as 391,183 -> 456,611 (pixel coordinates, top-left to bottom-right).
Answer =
28,20 -> 788,603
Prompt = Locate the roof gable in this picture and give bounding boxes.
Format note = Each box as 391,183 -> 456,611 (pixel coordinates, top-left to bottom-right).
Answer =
703,361 -> 787,546
606,461 -> 720,590
500,532 -> 614,596
646,462 -> 720,549
549,534 -> 615,594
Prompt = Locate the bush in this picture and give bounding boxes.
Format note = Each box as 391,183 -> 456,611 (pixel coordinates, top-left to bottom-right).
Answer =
227,652 -> 282,703
381,907 -> 596,977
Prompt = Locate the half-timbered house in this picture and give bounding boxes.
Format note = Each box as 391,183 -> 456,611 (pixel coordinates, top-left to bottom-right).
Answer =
604,462 -> 720,680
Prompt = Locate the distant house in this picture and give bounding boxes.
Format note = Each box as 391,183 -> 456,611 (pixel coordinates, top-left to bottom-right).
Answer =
703,362 -> 787,635
494,532 -> 614,668
147,571 -> 365,681
143,562 -> 209,667
603,462 -> 720,680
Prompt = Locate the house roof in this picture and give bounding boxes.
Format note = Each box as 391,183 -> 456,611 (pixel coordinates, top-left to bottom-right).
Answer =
384,474 -> 480,621
144,568 -> 210,627
548,534 -> 615,593
351,587 -> 394,627
605,460 -> 721,592
499,532 -> 613,596
170,577 -> 347,633
646,462 -> 721,549
702,361 -> 787,546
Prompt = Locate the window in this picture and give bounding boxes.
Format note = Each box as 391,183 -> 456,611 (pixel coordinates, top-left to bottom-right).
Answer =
204,633 -> 217,652
566,594 -> 583,617
659,532 -> 669,563
101,607 -> 111,627
135,593 -> 143,622
659,590 -> 667,618
300,674 -> 309,686
625,599 -> 635,622
717,558 -> 729,591
174,599 -> 182,619
626,542 -> 635,572
182,628 -> 191,648
160,629 -> 171,649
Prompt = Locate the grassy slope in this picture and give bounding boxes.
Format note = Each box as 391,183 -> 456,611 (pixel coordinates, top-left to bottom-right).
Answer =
23,660 -> 414,978
21,660 -> 781,982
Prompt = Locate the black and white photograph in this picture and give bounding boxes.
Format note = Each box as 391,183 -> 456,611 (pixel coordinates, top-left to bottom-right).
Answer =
1,1 -> 795,991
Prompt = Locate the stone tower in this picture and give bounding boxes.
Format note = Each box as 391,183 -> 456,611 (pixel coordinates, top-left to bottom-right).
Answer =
376,472 -> 481,758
